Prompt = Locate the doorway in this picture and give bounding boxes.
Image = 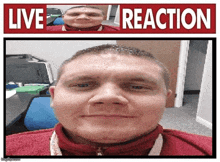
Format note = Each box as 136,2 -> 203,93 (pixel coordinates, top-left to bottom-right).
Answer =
184,40 -> 208,94
183,40 -> 208,116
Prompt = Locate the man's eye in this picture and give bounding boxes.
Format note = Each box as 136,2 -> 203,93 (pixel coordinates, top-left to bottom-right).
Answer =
88,14 -> 99,17
122,83 -> 152,92
131,85 -> 144,89
68,82 -> 98,90
70,13 -> 79,16
77,83 -> 89,87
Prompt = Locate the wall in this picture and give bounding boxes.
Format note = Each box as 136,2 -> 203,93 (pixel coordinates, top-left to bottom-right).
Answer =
6,40 -> 117,80
184,41 -> 207,91
196,41 -> 212,129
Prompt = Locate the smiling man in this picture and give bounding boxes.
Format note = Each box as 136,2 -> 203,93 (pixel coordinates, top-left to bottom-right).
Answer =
47,6 -> 120,31
6,44 -> 212,156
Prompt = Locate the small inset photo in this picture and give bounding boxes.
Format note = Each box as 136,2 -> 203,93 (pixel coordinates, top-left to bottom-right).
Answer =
46,5 -> 120,31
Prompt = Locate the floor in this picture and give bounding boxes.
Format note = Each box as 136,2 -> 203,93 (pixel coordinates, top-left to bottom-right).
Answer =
159,94 -> 212,137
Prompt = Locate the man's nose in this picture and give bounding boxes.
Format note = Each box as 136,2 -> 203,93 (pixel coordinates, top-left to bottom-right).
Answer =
76,14 -> 89,19
88,83 -> 129,106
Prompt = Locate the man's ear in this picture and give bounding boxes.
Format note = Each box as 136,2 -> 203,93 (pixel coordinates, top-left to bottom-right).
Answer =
166,89 -> 172,99
49,86 -> 56,107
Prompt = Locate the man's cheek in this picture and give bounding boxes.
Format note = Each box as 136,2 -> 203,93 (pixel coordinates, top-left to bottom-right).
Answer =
64,18 -> 74,22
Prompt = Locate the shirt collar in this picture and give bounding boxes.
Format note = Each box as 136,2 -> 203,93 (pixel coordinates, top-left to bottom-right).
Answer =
55,123 -> 163,156
63,24 -> 102,31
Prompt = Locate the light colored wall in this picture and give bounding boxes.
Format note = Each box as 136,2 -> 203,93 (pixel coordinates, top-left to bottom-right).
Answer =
196,41 -> 212,129
184,41 -> 207,90
6,40 -> 117,80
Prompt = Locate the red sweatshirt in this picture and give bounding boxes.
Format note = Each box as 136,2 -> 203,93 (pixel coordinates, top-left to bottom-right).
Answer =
6,124 -> 212,156
46,25 -> 120,31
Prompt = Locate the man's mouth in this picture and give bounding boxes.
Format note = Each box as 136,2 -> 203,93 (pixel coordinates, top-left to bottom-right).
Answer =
81,115 -> 135,119
76,20 -> 91,23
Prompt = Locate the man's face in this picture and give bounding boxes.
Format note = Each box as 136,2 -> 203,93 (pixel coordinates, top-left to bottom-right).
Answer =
50,53 -> 172,144
62,7 -> 104,28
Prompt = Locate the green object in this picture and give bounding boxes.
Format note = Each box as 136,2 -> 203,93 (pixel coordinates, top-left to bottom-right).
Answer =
50,14 -> 61,18
14,85 -> 46,94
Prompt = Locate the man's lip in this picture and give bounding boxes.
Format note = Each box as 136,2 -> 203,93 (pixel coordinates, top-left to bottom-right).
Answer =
76,20 -> 91,22
81,115 -> 135,118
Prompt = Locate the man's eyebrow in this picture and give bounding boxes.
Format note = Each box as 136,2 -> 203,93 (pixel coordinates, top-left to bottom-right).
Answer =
64,75 -> 99,82
122,76 -> 159,85
62,74 -> 159,85
68,11 -> 102,15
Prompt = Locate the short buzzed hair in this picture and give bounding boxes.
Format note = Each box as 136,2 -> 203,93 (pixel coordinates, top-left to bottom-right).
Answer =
63,5 -> 105,16
56,44 -> 171,90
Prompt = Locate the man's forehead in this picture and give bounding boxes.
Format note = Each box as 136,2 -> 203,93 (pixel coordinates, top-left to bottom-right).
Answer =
63,53 -> 163,79
66,7 -> 103,14
72,52 -> 160,67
